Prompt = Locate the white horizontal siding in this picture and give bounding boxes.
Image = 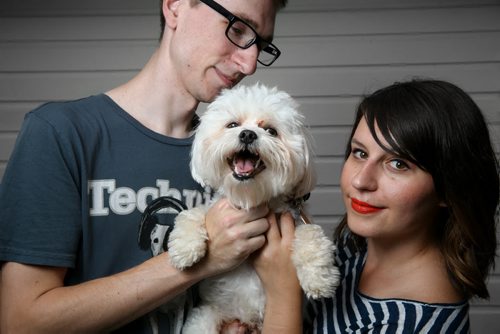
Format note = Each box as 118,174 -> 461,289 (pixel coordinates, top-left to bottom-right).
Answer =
1,0 -> 499,15
0,64 -> 498,101
0,0 -> 499,331
3,32 -> 500,72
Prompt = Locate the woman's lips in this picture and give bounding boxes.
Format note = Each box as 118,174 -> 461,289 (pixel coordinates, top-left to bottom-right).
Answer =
351,198 -> 383,214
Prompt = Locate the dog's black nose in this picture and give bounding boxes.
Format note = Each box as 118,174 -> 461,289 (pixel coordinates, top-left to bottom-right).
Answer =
239,130 -> 257,144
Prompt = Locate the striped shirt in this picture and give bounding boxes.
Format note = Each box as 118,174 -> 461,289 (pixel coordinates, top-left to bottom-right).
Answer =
305,243 -> 470,333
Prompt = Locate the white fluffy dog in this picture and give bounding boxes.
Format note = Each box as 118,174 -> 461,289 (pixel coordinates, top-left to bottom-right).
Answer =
168,84 -> 339,333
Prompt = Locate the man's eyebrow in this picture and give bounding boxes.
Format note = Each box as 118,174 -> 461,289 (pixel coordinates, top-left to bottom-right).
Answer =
238,14 -> 258,30
237,14 -> 274,42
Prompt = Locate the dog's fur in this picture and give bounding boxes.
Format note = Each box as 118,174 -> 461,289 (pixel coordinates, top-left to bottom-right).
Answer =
168,84 -> 340,333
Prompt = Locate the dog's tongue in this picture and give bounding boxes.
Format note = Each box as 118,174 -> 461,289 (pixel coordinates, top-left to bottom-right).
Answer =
235,157 -> 255,174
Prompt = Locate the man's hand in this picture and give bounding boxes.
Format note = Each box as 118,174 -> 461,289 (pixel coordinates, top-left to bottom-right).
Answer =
197,198 -> 269,277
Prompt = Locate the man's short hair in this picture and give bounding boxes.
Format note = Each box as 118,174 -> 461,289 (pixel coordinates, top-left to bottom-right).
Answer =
159,0 -> 288,40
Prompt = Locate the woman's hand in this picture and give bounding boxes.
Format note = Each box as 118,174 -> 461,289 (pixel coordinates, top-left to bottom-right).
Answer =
250,211 -> 302,334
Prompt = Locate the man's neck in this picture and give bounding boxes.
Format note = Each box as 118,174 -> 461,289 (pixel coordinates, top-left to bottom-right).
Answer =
106,49 -> 199,138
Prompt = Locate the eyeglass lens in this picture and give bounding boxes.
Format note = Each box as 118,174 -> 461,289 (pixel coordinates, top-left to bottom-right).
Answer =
226,20 -> 279,66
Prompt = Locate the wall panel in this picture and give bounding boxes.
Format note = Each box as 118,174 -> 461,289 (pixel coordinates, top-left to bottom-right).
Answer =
1,0 -> 499,331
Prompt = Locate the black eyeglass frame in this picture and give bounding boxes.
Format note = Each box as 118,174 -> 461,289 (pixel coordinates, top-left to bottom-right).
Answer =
199,0 -> 281,66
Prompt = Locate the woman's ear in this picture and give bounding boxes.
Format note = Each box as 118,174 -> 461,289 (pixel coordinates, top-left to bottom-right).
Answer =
163,0 -> 182,29
439,200 -> 448,208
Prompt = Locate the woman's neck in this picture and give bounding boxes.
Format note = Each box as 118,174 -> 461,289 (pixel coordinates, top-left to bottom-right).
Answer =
359,238 -> 464,303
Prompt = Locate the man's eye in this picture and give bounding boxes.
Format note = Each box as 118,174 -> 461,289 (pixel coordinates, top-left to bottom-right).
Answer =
229,21 -> 249,38
230,26 -> 244,36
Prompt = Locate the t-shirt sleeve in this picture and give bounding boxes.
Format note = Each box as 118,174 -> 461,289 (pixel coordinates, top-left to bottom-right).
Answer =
0,110 -> 82,267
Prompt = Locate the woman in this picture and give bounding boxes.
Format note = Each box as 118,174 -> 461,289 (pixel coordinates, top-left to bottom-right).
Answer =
308,79 -> 499,333
253,79 -> 499,333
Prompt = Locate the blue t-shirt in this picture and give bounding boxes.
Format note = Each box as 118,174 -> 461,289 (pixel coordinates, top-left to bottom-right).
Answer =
306,239 -> 470,333
0,94 -> 212,333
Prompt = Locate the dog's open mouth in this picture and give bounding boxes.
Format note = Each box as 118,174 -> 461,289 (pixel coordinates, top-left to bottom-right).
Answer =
227,150 -> 266,181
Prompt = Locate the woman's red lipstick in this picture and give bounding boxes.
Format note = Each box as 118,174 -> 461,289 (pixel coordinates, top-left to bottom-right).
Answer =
351,198 -> 382,214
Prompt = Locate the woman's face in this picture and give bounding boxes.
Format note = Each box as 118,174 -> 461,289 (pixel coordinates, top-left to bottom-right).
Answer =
340,117 -> 443,243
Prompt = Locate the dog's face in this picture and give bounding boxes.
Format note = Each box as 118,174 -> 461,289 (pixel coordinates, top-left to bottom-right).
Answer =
191,84 -> 316,210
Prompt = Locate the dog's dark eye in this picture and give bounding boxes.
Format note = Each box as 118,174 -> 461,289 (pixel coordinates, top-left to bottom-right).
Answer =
226,122 -> 239,129
265,127 -> 278,137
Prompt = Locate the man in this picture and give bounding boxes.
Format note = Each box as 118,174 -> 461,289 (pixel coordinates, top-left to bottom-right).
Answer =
0,0 -> 287,332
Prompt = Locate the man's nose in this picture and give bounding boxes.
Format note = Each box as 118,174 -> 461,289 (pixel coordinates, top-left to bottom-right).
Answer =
234,44 -> 259,76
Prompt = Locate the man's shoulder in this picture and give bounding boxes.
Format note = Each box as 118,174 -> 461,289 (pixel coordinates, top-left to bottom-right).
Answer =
26,94 -> 117,130
31,94 -> 108,118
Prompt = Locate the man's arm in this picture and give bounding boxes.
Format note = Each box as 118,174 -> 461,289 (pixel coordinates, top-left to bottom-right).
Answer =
0,198 -> 269,333
1,254 -> 193,333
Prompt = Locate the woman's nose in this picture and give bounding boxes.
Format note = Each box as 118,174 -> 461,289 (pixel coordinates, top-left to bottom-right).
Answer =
351,162 -> 378,191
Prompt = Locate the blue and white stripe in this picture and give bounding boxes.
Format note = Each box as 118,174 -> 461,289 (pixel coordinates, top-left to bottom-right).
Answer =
305,245 -> 470,333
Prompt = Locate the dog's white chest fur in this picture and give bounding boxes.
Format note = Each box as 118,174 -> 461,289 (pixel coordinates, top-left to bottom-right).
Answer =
196,263 -> 266,329
166,84 -> 340,333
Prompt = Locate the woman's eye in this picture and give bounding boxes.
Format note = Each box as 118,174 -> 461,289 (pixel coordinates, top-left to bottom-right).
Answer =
265,127 -> 278,136
226,122 -> 239,128
388,159 -> 409,170
352,148 -> 367,159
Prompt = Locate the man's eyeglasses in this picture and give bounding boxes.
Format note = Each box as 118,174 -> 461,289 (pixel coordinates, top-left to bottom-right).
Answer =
199,0 -> 281,66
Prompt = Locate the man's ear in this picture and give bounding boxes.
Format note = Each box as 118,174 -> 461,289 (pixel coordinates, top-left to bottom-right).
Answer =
163,0 -> 182,29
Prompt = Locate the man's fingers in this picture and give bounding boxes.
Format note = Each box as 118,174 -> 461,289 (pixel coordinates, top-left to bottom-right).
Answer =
241,217 -> 269,238
245,203 -> 269,221
246,235 -> 267,253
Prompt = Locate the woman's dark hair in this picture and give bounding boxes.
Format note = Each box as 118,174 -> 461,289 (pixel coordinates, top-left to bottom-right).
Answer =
335,79 -> 499,299
159,0 -> 288,40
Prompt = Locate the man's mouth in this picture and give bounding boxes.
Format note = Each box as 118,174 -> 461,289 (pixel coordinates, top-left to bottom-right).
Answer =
215,68 -> 239,88
227,149 -> 266,181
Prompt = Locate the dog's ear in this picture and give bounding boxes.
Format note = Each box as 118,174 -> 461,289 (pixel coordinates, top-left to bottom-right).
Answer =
189,140 -> 206,187
190,124 -> 208,187
294,128 -> 317,198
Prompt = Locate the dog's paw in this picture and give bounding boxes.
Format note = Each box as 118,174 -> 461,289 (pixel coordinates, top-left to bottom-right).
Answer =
168,207 -> 208,270
292,224 -> 340,299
